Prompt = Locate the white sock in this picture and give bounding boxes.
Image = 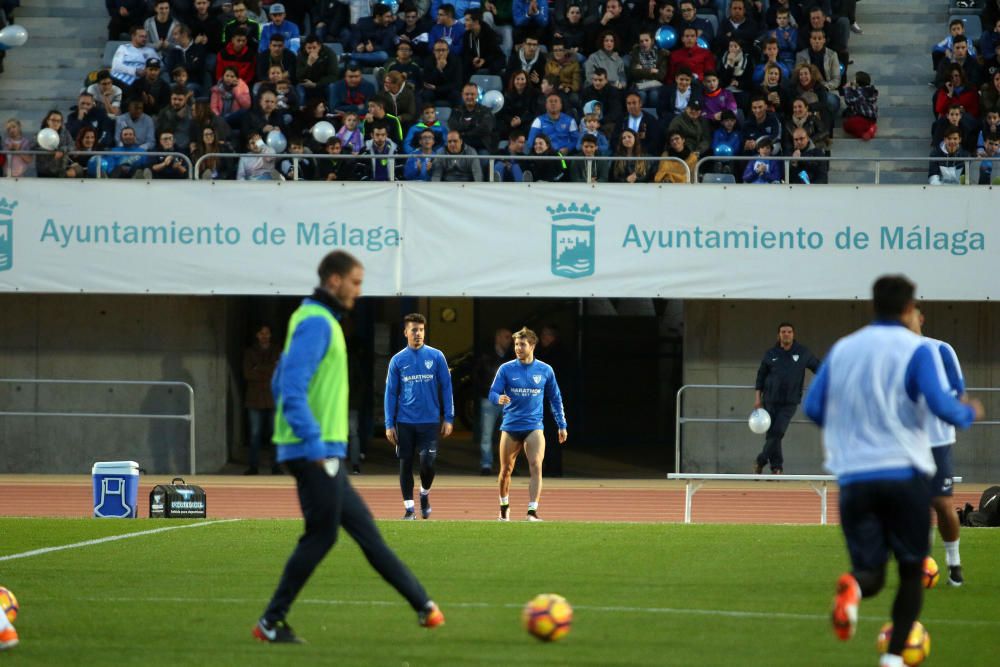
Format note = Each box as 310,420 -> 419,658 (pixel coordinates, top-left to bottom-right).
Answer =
944,539 -> 961,567
528,501 -> 539,511
419,487 -> 429,496
879,654 -> 904,667
499,496 -> 509,506
404,499 -> 415,510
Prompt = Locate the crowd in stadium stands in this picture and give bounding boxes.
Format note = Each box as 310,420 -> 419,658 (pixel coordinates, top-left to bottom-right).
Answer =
929,5 -> 1000,185
0,0 -> 990,183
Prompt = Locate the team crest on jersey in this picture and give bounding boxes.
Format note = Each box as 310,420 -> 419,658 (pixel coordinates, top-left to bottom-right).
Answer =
532,374 -> 542,384
792,354 -> 799,362
424,360 -> 434,369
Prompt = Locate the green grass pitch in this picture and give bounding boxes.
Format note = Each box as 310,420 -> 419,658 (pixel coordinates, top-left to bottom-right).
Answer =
1,518 -> 997,666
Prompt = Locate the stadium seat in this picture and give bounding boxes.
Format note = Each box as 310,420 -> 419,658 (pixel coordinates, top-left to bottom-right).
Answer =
103,41 -> 128,67
960,16 -> 983,43
702,173 -> 736,183
702,13 -> 719,36
470,74 -> 503,92
435,106 -> 452,123
328,42 -> 345,57
948,0 -> 984,16
643,107 -> 658,119
362,73 -> 378,90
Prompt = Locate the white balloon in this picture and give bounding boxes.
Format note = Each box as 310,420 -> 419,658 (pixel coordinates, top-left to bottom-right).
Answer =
481,90 -> 504,114
748,408 -> 772,435
36,128 -> 60,151
266,130 -> 287,153
311,120 -> 335,144
0,25 -> 28,48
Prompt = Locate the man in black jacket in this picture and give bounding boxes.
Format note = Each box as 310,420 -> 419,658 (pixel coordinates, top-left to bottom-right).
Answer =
753,322 -> 820,474
462,9 -> 505,79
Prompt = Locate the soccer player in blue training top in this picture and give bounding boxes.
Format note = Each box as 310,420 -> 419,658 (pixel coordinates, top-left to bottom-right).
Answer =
384,312 -> 455,520
490,326 -> 567,521
803,275 -> 983,667
253,251 -> 444,645
907,304 -> 968,587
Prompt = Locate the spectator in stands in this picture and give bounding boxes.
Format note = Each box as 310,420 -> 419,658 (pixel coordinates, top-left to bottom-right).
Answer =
223,2 -> 262,51
719,37 -> 752,107
798,5 -> 848,68
88,70 -> 124,118
932,103 -> 979,155
753,37 -> 790,86
304,137 -> 342,181
360,123 -> 399,180
404,103 -> 447,153
653,131 -> 697,183
934,35 -> 982,90
713,0 -> 757,56
984,47 -> 1000,93
211,66 -> 253,127
313,0 -> 349,45
112,26 -> 160,89
512,0 -> 548,45
658,67 -> 703,126
667,98 -> 711,156
617,92 -> 661,154
66,127 -> 100,178
980,110 -> 1000,149
981,19 -> 1000,75
527,92 -> 580,154
795,29 -> 841,116
381,71 -> 417,128
576,112 -> 610,154
166,25 -> 210,93
431,129 -> 483,180
497,70 -> 538,139
701,70 -> 737,126
764,0 -> 803,29
193,96 -> 231,142
242,88 -> 287,139
671,26 -> 716,81
421,39 -> 464,106
492,129 -> 526,182
628,30 -> 669,108
191,125 -> 236,179
522,133 -> 568,181
932,18 -> 977,73
335,110 -> 365,153
791,62 -> 832,130
115,99 -> 156,150
363,97 -> 403,143
506,33 -> 546,87
984,0 -> 1000,39
583,0 -> 631,56
449,82 -> 497,152
3,118 -> 32,177
742,135 -> 781,183
842,69 -> 878,140
768,6 -> 798,68
569,133 -> 610,182
157,86 -> 198,152
928,127 -> 970,185
610,128 -> 651,182
128,58 -> 171,115
710,109 -> 741,173
350,3 -> 397,66
677,0 -> 714,42
978,131 -> 1000,184
259,4 -> 300,53
237,132 -> 277,179
981,70 -> 1000,116
404,128 -> 437,180
585,31 -> 627,89
742,93 -> 782,155
788,127 -> 827,184
189,0 -> 224,53
145,0 -> 182,56
257,34 -> 297,84
321,137 -> 360,181
395,3 -> 430,52
385,41 -> 423,89
934,63 -> 980,119
148,130 -> 190,178
216,28 -> 257,85
107,126 -> 148,178
581,68 -> 624,136
545,39 -> 583,105
68,92 -> 114,150
553,4 -> 586,57
107,0 -> 146,41
430,4 -> 466,56
784,96 -> 829,154
462,9 -> 505,78
645,1 -> 679,45
295,36 -> 338,103
330,63 -> 377,114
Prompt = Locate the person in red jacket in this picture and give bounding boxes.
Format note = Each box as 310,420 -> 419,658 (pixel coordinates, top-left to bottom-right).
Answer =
216,27 -> 257,85
669,27 -> 716,81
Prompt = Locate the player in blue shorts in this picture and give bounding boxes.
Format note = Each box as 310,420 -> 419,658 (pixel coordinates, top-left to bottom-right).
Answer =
384,313 -> 454,520
803,275 -> 982,667
490,327 -> 567,521
908,305 -> 967,585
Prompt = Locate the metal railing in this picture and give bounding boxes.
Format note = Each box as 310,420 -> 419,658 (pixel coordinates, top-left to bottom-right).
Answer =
0,378 -> 197,474
675,383 -> 999,475
1,150 -> 194,179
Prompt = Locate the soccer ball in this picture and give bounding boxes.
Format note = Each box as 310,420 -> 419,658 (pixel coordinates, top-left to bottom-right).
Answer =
876,621 -> 930,666
921,556 -> 940,589
522,593 -> 572,642
0,586 -> 17,623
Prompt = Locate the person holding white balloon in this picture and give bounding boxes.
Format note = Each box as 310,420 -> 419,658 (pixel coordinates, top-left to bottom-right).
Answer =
752,321 -> 820,474
34,111 -> 73,178
236,131 -> 277,180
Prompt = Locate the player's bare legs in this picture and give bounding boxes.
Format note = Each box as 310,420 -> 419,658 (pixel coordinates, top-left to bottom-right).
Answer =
497,433 -> 523,520
523,430 -> 546,504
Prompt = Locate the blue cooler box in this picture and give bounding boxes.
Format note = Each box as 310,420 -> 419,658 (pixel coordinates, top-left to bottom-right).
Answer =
92,461 -> 140,518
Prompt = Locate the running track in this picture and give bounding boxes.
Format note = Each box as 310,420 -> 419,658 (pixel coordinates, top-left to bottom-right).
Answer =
0,476 -> 987,524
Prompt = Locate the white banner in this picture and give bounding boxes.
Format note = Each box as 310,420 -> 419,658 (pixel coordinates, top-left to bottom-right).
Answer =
0,181 -> 994,299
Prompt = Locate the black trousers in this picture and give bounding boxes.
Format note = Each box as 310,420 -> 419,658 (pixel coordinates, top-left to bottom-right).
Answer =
756,402 -> 798,470
263,457 -> 429,623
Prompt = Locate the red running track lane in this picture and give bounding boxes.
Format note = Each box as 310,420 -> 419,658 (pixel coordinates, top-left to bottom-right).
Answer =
0,476 -> 987,524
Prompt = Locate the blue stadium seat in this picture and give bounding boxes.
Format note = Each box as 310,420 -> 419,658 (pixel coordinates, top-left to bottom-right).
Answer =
435,106 -> 452,123
362,73 -> 378,90
643,107 -> 658,119
103,41 -> 128,67
328,42 -> 345,58
470,74 -> 503,92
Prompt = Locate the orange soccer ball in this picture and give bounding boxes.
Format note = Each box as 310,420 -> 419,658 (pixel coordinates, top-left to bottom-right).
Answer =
0,586 -> 17,623
522,593 -> 573,642
921,556 -> 940,589
876,621 -> 931,666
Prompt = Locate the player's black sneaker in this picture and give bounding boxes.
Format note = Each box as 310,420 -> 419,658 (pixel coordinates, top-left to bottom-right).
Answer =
253,618 -> 304,644
420,494 -> 431,519
526,509 -> 543,522
403,509 -> 416,520
948,565 -> 964,587
752,461 -> 763,475
498,504 -> 510,521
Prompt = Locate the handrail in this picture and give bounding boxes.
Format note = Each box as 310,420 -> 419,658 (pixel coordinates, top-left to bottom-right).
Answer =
0,378 -> 197,474
694,154 -> 989,185
1,150 -> 194,179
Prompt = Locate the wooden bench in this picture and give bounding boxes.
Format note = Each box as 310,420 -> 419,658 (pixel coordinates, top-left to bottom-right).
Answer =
666,473 -> 963,525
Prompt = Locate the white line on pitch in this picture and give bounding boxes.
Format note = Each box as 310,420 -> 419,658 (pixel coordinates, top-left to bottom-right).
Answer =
0,519 -> 241,562
94,596 -> 999,627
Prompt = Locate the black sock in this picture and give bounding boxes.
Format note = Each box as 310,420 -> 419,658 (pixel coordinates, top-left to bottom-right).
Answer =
889,561 -> 924,655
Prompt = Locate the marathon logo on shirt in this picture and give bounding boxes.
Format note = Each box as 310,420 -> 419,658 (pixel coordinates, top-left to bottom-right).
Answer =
402,373 -> 436,383
509,387 -> 543,396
